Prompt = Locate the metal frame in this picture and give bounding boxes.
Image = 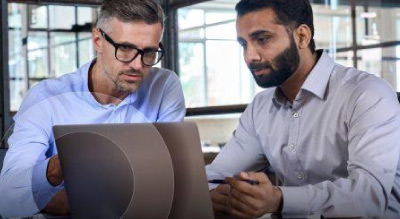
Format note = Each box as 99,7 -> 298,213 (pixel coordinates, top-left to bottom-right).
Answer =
1,0 -> 11,148
8,0 -> 102,6
24,5 -> 93,89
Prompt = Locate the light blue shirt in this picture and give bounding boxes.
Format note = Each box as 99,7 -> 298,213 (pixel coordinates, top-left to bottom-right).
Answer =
0,60 -> 186,217
206,51 -> 400,218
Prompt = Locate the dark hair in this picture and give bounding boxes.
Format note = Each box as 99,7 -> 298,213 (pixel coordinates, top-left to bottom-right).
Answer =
97,0 -> 164,30
235,0 -> 315,53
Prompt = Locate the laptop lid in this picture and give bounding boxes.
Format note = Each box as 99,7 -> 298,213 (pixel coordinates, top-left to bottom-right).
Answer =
53,122 -> 214,219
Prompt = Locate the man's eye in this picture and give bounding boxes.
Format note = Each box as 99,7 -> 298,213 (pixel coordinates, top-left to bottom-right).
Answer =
239,42 -> 247,49
257,37 -> 268,44
119,45 -> 132,52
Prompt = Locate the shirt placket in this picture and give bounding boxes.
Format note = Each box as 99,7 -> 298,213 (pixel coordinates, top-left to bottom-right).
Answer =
286,103 -> 307,185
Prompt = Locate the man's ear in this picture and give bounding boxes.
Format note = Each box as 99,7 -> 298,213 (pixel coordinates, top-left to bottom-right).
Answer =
293,24 -> 312,50
92,28 -> 103,54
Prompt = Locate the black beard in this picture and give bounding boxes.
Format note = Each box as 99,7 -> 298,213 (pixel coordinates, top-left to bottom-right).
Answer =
249,35 -> 300,88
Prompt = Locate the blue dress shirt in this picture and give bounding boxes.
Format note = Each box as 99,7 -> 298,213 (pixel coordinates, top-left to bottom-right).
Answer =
0,60 -> 186,217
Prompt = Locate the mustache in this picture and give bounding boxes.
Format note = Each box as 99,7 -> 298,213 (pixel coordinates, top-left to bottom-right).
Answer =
119,69 -> 143,76
249,62 -> 272,72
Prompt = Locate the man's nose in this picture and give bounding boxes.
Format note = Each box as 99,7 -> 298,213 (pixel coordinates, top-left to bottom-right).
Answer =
245,44 -> 262,64
128,54 -> 144,70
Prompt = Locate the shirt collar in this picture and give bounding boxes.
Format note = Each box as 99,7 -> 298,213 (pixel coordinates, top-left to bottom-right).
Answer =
301,50 -> 335,100
272,50 -> 335,105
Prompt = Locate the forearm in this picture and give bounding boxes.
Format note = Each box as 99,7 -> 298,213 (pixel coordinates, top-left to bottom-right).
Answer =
0,166 -> 39,217
32,158 -> 64,210
280,172 -> 387,217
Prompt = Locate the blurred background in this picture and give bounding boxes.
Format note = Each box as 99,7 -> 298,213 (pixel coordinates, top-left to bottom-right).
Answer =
1,0 -> 400,164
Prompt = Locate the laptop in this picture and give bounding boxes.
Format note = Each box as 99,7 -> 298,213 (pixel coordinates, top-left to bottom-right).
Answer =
53,122 -> 214,219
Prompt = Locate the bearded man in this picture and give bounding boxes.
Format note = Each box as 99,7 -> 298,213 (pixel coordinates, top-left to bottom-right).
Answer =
206,0 -> 400,218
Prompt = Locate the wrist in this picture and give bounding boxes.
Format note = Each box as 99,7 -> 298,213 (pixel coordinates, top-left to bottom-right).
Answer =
46,157 -> 63,186
274,187 -> 283,213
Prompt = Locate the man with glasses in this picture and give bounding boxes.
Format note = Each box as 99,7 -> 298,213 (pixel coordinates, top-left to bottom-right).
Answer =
0,0 -> 185,217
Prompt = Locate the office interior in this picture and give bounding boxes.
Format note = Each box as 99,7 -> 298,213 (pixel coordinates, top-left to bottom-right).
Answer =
1,0 -> 400,169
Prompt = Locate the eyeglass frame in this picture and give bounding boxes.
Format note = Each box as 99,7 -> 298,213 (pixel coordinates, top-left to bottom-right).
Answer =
98,28 -> 165,66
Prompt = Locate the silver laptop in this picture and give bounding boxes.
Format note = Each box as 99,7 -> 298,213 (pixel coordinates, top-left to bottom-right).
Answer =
53,122 -> 214,219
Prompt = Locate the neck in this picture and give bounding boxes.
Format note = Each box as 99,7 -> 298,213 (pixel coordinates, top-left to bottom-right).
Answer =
279,51 -> 318,103
88,61 -> 129,105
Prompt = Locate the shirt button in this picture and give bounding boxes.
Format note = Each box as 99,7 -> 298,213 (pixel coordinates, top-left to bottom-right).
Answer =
293,112 -> 299,118
297,173 -> 305,180
289,143 -> 296,151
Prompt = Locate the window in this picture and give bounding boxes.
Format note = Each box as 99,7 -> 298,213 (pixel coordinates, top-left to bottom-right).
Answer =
8,3 -> 98,111
178,1 -> 260,108
177,0 -> 400,109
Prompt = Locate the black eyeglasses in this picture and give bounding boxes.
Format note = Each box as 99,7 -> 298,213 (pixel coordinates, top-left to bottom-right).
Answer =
98,28 -> 165,66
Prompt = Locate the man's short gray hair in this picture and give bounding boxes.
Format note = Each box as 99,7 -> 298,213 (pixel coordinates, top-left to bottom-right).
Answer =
96,0 -> 165,31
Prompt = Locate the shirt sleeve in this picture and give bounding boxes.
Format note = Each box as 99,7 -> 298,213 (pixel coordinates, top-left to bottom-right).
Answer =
280,79 -> 400,217
206,100 -> 269,190
0,91 -> 62,217
156,73 -> 186,122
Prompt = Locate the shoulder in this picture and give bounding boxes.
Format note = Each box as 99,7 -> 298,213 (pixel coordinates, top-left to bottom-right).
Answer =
332,64 -> 396,102
17,67 -> 88,114
141,67 -> 181,91
329,64 -> 399,122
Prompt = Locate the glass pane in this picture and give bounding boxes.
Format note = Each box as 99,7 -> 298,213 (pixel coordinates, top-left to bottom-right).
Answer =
205,11 -> 236,25
312,4 -> 352,50
28,31 -> 48,48
50,32 -> 77,77
28,48 -> 48,78
78,32 -> 95,65
178,8 -> 204,29
179,28 -> 204,40
178,8 -> 205,40
358,47 -> 400,91
334,51 -> 354,68
78,7 -> 95,26
28,32 -> 49,78
206,40 -> 243,106
354,1 -> 400,45
10,80 -> 26,111
29,5 -> 47,29
177,0 -> 258,107
8,3 -> 23,29
179,43 -> 205,107
358,48 -> 382,77
205,21 -> 236,40
49,6 -> 75,29
9,29 -> 25,79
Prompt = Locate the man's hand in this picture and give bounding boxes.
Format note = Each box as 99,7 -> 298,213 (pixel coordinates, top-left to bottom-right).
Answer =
210,183 -> 232,218
47,155 -> 63,186
225,172 -> 283,218
43,189 -> 70,215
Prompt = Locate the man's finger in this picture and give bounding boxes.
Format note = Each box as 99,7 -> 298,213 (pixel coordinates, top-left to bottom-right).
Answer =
212,202 -> 229,214
211,189 -> 229,206
215,183 -> 231,195
230,186 -> 260,211
225,177 -> 259,198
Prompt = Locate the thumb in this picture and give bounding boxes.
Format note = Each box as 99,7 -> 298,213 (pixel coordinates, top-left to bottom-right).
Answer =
246,172 -> 270,184
238,171 -> 250,180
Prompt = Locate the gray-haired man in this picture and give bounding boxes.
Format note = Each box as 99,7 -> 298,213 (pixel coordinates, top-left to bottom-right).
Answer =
0,0 -> 185,217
